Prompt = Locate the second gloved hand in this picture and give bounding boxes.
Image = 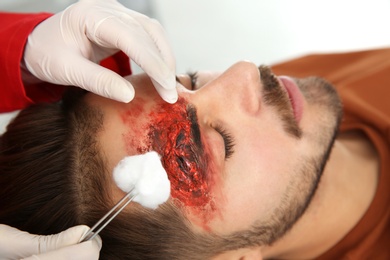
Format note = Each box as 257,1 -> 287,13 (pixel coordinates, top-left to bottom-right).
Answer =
0,224 -> 101,260
24,0 -> 177,103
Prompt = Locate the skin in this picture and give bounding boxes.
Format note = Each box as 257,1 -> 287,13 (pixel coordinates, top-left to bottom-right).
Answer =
260,130 -> 379,259
86,61 -> 379,259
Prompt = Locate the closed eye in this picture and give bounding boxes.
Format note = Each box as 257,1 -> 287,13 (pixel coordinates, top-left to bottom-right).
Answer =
214,124 -> 235,160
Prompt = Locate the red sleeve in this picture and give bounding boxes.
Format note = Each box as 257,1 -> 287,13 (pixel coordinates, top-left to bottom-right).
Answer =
0,12 -> 53,112
0,12 -> 132,113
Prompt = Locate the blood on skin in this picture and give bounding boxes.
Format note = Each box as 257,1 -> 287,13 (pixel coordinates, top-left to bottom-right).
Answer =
147,98 -> 212,209
120,97 -> 150,154
120,97 -> 217,221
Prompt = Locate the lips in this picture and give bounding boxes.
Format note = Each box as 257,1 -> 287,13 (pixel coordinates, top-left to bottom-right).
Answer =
278,76 -> 304,123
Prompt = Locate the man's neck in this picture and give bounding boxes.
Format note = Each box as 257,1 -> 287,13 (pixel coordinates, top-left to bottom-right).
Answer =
261,130 -> 379,259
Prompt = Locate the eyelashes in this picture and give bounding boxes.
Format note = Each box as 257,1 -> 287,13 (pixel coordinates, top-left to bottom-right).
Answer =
214,124 -> 235,160
175,72 -> 198,90
188,71 -> 198,90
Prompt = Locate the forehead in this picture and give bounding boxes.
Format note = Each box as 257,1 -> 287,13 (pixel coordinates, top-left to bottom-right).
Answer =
84,68 -> 223,164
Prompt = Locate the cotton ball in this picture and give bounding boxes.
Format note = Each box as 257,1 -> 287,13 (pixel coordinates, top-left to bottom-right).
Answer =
113,151 -> 171,209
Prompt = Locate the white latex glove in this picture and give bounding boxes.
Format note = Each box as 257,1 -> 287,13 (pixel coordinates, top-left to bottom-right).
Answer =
24,0 -> 177,103
0,224 -> 101,260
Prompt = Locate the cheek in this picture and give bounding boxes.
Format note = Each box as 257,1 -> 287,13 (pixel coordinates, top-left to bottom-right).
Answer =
238,122 -> 298,177
241,130 -> 297,190
216,129 -> 297,231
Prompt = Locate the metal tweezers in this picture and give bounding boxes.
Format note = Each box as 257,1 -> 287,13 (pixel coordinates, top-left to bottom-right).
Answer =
80,188 -> 135,242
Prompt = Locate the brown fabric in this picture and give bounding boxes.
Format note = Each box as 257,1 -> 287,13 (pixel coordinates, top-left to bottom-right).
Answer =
271,48 -> 390,260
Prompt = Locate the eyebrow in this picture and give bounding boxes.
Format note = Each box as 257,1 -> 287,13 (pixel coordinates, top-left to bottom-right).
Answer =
186,105 -> 204,153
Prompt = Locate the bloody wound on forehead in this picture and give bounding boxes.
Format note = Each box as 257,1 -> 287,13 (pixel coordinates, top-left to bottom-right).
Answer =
147,98 -> 212,209
121,97 -> 215,214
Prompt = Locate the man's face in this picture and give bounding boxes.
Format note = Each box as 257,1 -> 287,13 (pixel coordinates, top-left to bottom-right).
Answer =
87,61 -> 341,241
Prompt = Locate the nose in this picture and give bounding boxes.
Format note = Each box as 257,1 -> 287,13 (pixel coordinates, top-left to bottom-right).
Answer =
193,61 -> 262,117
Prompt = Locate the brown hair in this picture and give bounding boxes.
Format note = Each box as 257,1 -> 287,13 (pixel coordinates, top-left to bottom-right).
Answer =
0,89 -> 268,259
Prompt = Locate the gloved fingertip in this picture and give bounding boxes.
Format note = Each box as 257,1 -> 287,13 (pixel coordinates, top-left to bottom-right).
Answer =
92,234 -> 103,250
162,91 -> 178,104
163,75 -> 177,90
151,78 -> 178,103
112,82 -> 135,103
75,225 -> 91,233
153,73 -> 177,90
159,88 -> 178,104
117,89 -> 135,103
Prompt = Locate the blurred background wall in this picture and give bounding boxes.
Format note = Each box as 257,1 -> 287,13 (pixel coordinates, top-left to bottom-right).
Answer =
2,0 -> 390,74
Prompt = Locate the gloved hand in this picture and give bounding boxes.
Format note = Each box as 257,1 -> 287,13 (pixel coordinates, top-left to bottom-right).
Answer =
24,0 -> 177,103
0,224 -> 101,260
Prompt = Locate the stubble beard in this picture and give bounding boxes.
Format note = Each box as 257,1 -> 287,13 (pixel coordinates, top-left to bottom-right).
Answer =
230,67 -> 343,245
